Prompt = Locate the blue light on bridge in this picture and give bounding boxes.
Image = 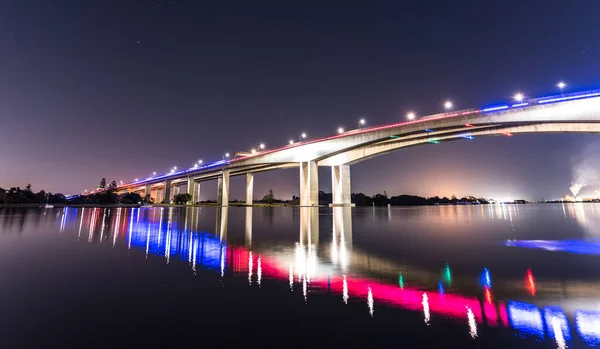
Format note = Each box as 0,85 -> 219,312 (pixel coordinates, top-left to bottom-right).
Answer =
512,102 -> 529,108
461,134 -> 474,140
482,105 -> 509,112
424,129 -> 434,132
537,91 -> 600,104
428,139 -> 440,144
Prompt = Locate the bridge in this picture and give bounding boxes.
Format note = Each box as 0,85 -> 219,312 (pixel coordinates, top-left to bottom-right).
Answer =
82,89 -> 600,206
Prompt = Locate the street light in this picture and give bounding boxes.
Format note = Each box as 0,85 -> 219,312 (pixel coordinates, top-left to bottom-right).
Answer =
299,133 -> 307,142
338,127 -> 344,134
514,93 -> 524,102
358,118 -> 366,128
407,112 -> 416,120
444,101 -> 453,112
198,160 -> 203,165
223,153 -> 230,160
135,178 -> 138,181
557,81 -> 566,95
289,140 -> 294,145
152,172 -> 156,176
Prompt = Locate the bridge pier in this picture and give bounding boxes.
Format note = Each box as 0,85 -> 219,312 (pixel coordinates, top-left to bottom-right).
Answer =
246,173 -> 254,205
330,165 -> 355,207
163,180 -> 171,203
144,184 -> 151,201
187,177 -> 200,204
299,161 -> 319,206
217,170 -> 230,206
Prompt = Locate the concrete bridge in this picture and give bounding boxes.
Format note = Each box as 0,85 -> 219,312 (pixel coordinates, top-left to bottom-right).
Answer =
95,89 -> 600,206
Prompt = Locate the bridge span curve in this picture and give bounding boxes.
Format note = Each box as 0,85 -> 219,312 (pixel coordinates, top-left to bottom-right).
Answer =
79,89 -> 600,206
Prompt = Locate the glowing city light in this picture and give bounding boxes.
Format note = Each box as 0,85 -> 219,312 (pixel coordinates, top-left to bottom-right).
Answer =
407,112 -> 416,120
444,101 -> 453,110
337,127 -> 344,134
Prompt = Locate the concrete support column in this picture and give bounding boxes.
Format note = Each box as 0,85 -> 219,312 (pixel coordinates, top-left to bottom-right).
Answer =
163,180 -> 171,203
187,177 -> 200,204
217,170 -> 230,207
330,164 -> 355,207
246,173 -> 254,205
299,161 -> 319,206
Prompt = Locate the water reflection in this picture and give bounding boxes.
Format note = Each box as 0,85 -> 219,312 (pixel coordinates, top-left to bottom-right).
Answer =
4,204 -> 600,347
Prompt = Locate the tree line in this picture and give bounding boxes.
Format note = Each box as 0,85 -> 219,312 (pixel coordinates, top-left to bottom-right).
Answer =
0,184 -> 67,205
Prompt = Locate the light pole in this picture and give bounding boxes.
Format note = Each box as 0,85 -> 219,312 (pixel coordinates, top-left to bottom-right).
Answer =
299,133 -> 307,142
514,93 -> 524,103
152,172 -> 156,176
223,153 -> 230,161
444,101 -> 453,113
337,127 -> 344,134
407,112 -> 416,121
358,118 -> 366,129
288,139 -> 294,145
557,81 -> 566,95
251,143 -> 266,154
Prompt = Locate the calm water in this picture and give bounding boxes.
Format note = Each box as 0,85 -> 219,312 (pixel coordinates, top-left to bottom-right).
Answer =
0,204 -> 599,348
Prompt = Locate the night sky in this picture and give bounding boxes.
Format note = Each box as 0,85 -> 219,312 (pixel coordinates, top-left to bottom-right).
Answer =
2,1 -> 600,201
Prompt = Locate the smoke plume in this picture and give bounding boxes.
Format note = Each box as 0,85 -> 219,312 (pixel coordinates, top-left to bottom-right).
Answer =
571,141 -> 600,197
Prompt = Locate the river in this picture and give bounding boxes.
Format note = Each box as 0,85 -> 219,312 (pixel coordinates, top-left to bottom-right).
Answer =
0,204 -> 598,347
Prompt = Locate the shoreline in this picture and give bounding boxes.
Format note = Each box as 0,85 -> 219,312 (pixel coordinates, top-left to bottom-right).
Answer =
0,201 -> 598,209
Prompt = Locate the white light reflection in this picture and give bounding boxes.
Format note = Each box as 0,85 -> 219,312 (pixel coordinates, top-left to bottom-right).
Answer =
552,317 -> 566,349
467,305 -> 478,338
220,245 -> 225,278
257,256 -> 262,286
248,251 -> 253,285
78,207 -> 85,240
187,232 -> 193,263
100,210 -> 107,242
192,238 -> 198,274
113,208 -> 121,247
302,275 -> 307,302
128,208 -> 134,249
422,293 -> 430,325
145,222 -> 151,259
289,265 -> 293,290
88,209 -> 97,243
59,208 -> 67,234
342,275 -> 348,304
367,286 -> 374,317
165,224 -> 171,264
